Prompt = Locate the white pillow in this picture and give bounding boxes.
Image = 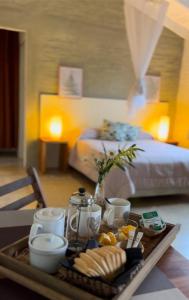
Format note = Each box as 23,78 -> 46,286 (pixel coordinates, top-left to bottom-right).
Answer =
79,128 -> 100,140
137,130 -> 154,140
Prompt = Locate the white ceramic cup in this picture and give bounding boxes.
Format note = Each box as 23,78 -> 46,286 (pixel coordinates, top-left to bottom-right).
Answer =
29,208 -> 65,241
29,233 -> 68,273
70,204 -> 102,238
103,198 -> 131,228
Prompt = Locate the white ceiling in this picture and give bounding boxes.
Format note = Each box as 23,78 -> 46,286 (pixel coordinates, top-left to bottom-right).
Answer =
165,0 -> 189,39
135,0 -> 189,39
178,0 -> 189,7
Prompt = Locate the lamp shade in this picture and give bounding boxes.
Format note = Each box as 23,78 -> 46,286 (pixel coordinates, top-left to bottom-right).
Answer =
157,115 -> 170,141
40,98 -> 64,141
49,116 -> 63,140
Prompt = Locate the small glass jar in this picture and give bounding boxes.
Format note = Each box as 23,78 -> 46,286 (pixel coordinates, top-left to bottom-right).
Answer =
66,187 -> 94,251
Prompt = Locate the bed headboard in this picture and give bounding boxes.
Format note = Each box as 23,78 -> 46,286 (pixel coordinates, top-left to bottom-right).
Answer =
40,94 -> 168,146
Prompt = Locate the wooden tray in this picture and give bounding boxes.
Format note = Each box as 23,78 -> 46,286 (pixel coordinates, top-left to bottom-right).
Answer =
0,213 -> 180,300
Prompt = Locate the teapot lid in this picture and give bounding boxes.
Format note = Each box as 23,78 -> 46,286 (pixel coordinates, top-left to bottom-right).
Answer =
35,208 -> 64,221
31,233 -> 64,251
70,187 -> 93,207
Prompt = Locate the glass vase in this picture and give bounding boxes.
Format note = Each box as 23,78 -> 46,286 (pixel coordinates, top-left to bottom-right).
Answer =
94,180 -> 105,209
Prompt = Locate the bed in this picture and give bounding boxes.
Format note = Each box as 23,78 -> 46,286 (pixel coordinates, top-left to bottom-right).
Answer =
69,131 -> 189,199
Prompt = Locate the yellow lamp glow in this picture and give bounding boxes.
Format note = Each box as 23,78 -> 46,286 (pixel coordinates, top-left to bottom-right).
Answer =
49,117 -> 63,140
157,116 -> 170,142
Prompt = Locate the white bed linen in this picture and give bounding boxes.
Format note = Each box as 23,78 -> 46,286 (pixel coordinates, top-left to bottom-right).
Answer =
69,139 -> 189,198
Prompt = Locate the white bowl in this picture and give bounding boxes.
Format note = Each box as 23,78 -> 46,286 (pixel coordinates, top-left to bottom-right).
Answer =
29,233 -> 68,273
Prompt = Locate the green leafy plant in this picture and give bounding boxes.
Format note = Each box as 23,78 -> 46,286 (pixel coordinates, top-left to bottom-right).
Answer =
94,144 -> 144,184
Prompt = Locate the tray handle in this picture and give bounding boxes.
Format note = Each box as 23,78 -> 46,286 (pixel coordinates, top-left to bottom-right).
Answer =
0,266 -> 69,300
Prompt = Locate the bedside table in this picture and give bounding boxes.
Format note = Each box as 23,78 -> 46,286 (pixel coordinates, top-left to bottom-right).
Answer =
165,140 -> 178,146
39,139 -> 69,174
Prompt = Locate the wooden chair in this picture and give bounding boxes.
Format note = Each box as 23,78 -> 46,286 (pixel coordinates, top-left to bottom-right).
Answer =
0,167 -> 47,211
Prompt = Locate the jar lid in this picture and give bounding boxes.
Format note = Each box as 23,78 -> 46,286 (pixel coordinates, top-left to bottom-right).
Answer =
70,187 -> 93,207
35,208 -> 64,221
31,233 -> 64,251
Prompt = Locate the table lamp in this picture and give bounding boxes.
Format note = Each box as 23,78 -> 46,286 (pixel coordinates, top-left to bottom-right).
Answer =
157,115 -> 170,142
40,95 -> 65,142
49,116 -> 63,140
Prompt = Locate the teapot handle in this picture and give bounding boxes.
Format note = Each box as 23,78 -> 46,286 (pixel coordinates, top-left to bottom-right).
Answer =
29,223 -> 43,241
103,208 -> 114,227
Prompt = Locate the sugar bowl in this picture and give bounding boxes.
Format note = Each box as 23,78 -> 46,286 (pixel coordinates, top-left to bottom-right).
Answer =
29,232 -> 68,273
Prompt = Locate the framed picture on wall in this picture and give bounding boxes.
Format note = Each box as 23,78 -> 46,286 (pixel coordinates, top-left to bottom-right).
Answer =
145,75 -> 161,103
59,66 -> 83,98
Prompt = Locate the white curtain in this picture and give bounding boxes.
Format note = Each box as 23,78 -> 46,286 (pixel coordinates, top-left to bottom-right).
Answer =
124,0 -> 169,117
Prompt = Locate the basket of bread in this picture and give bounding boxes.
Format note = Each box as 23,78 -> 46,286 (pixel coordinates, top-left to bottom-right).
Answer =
74,246 -> 126,280
61,224 -> 144,298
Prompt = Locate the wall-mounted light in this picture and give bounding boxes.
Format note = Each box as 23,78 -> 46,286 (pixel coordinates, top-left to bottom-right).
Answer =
157,115 -> 170,142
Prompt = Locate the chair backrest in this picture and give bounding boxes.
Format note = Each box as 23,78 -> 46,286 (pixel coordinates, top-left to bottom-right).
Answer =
0,167 -> 47,211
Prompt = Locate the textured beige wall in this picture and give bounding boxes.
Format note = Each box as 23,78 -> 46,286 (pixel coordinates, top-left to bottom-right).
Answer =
174,40 -> 189,148
0,0 -> 183,166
